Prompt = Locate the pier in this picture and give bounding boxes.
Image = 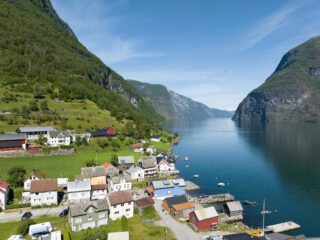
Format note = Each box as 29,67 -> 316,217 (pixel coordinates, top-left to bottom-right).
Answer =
185,181 -> 200,191
187,193 -> 234,204
266,221 -> 301,233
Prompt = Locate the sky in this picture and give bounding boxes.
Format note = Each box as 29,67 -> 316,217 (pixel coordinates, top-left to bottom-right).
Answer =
51,0 -> 320,110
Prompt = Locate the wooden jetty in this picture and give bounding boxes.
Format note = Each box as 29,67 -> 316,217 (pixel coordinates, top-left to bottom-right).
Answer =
266,221 -> 300,233
185,181 -> 200,191
188,193 -> 234,204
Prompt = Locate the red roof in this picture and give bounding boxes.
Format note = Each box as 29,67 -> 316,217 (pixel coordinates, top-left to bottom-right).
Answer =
103,162 -> 111,168
0,179 -> 9,190
135,197 -> 154,208
145,186 -> 154,193
132,144 -> 142,149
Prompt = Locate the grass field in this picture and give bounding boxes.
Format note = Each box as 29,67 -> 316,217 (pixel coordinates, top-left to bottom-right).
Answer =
0,214 -> 175,240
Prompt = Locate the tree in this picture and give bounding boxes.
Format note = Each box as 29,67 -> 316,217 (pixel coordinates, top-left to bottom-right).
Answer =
75,136 -> 82,147
167,136 -> 172,142
121,215 -> 128,231
7,165 -> 26,187
17,219 -> 35,235
97,139 -> 107,148
174,132 -> 179,138
124,122 -> 134,137
111,154 -> 118,166
82,137 -> 88,146
40,100 -> 49,111
86,159 -> 96,167
29,100 -> 39,111
37,134 -> 47,145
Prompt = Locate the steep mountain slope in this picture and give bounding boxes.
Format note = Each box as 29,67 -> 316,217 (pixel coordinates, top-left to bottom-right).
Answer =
0,0 -> 163,125
233,37 -> 320,122
127,80 -> 178,120
169,90 -> 233,119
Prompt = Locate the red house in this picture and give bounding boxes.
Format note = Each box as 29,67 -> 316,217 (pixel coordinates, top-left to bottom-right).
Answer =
0,134 -> 26,151
189,206 -> 219,231
89,127 -> 116,138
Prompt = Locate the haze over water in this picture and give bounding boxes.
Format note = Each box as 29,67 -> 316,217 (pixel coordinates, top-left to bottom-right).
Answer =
163,118 -> 320,236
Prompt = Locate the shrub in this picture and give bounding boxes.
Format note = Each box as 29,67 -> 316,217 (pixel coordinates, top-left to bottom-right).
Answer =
86,159 -> 96,167
6,202 -> 31,210
7,165 -> 26,187
63,230 -> 70,240
60,145 -> 73,149
17,219 -> 35,235
121,215 -> 128,231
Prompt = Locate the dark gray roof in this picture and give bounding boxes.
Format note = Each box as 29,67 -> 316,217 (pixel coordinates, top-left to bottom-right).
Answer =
139,156 -> 156,169
81,166 -> 106,178
0,133 -> 26,141
67,180 -> 91,192
0,141 -> 22,148
165,195 -> 188,206
48,130 -> 70,138
17,126 -> 54,133
69,199 -> 109,217
118,156 -> 134,165
266,233 -> 293,240
224,233 -> 267,240
225,201 -> 243,212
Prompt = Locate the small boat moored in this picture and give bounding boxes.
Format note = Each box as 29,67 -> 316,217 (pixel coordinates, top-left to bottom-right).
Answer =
217,182 -> 225,187
193,174 -> 199,178
184,156 -> 189,161
243,200 -> 257,206
185,165 -> 190,168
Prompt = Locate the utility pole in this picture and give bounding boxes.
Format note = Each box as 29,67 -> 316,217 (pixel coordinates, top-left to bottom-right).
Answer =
262,199 -> 265,236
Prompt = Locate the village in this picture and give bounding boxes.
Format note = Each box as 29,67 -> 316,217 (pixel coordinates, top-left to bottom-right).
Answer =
0,126 -> 308,240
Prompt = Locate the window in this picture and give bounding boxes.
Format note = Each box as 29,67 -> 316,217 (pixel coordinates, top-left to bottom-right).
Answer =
88,216 -> 93,221
75,218 -> 82,223
99,213 -> 105,218
128,202 -> 131,205
115,211 -> 119,215
126,209 -> 130,212
121,203 -> 124,207
88,207 -> 93,213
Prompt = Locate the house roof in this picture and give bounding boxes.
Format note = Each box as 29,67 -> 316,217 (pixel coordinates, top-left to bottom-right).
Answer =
135,197 -> 154,208
165,195 -> 188,206
30,179 -> 58,193
145,186 -> 154,193
69,199 -> 109,217
0,133 -> 26,141
110,176 -> 131,184
108,232 -> 129,240
81,166 -> 106,178
224,233 -> 267,240
118,156 -> 134,165
92,184 -> 107,191
131,144 -> 143,149
0,178 -> 9,190
0,141 -> 22,148
151,179 -> 174,189
108,190 -> 133,206
126,165 -> 143,175
171,202 -> 194,211
139,156 -> 156,169
226,201 -> 243,212
151,134 -> 161,139
48,130 -> 70,138
89,129 -> 115,137
67,180 -> 91,192
158,159 -> 170,166
194,206 -> 218,221
172,178 -> 186,187
103,162 -> 111,168
24,169 -> 46,182
17,126 -> 54,133
266,233 -> 294,240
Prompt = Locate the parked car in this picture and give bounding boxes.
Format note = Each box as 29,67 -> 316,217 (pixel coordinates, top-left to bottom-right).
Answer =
59,209 -> 69,217
205,234 -> 222,240
21,211 -> 32,220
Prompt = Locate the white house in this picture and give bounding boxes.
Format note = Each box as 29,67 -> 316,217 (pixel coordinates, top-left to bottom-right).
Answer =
130,144 -> 144,153
91,184 -> 107,200
108,176 -> 132,193
28,222 -> 52,239
0,179 -> 9,210
30,179 -> 58,207
158,159 -> 175,172
67,180 -> 91,204
125,165 -> 144,182
47,131 -> 70,146
17,126 -> 55,140
107,190 -> 134,220
146,145 -> 156,155
150,134 -> 161,142
118,156 -> 134,166
23,169 -> 46,201
71,133 -> 90,143
139,156 -> 157,177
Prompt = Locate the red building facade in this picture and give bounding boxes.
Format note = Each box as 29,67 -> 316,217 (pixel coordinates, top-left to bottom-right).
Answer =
189,207 -> 219,231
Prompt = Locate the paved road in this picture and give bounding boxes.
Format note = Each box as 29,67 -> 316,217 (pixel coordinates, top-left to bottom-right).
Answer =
0,206 -> 66,222
153,200 -> 204,240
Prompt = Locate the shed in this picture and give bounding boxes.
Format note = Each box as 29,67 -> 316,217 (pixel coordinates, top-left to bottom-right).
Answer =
163,194 -> 188,212
170,202 -> 195,219
224,201 -> 243,217
108,232 -> 129,240
189,206 -> 219,231
135,197 -> 154,215
223,233 -> 267,240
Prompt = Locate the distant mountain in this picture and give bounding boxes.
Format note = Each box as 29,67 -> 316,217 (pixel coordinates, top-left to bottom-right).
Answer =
128,80 -> 232,120
233,37 -> 320,122
0,0 -> 164,130
169,90 -> 233,119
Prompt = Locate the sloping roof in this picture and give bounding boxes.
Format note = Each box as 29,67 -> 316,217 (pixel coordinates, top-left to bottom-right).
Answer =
171,202 -> 194,211
30,179 -> 57,193
0,141 -> 22,148
226,201 -> 243,212
0,133 -> 26,141
224,233 -> 266,240
131,144 -> 143,149
139,156 -> 156,169
135,197 -> 154,208
89,129 -> 115,137
151,179 -> 174,189
48,130 -> 70,138
24,169 -> 46,182
118,156 -> 134,165
103,162 -> 111,168
69,199 -> 109,217
0,178 -> 9,190
151,134 -> 161,138
194,206 -> 218,221
126,165 -> 143,174
108,232 -> 129,240
108,190 -> 133,206
92,184 -> 107,191
158,159 -> 169,166
110,176 -> 130,184
81,166 -> 106,178
266,233 -> 293,240
165,195 -> 188,206
67,180 -> 91,192
172,178 -> 186,186
17,126 -> 54,133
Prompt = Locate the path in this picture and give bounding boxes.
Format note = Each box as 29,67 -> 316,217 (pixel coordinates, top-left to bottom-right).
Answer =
0,206 -> 65,222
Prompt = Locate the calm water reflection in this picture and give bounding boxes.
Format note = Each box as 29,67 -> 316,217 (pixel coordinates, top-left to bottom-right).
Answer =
163,118 -> 320,236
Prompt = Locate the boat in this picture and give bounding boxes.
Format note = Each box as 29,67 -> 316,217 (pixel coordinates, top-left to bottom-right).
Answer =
243,200 -> 257,206
217,182 -> 225,187
173,155 -> 179,160
185,165 -> 190,168
184,157 -> 189,161
193,174 -> 199,178
261,210 -> 272,215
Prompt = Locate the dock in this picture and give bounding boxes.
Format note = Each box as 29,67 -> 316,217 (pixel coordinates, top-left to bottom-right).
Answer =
187,193 -> 234,204
266,221 -> 301,233
185,181 -> 200,191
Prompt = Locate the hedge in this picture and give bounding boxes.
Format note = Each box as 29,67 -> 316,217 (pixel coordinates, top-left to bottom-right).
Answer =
6,203 -> 31,210
63,230 -> 71,240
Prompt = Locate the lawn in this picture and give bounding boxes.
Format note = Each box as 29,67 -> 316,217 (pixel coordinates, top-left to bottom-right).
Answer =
0,214 -> 175,240
151,141 -> 171,152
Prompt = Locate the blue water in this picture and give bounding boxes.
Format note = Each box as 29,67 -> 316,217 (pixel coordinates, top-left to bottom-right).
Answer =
163,118 -> 320,236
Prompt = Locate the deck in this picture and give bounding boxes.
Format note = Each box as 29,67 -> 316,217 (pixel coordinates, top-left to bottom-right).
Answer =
187,193 -> 234,204
266,221 -> 301,233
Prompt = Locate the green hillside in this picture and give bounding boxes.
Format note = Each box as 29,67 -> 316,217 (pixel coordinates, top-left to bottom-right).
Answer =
0,0 -> 163,133
127,80 -> 178,120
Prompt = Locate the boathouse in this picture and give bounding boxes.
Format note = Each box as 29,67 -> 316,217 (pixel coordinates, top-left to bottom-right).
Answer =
0,133 -> 26,151
224,201 -> 243,218
146,179 -> 185,199
189,206 -> 219,231
170,202 -> 195,219
163,194 -> 188,212
223,233 -> 267,240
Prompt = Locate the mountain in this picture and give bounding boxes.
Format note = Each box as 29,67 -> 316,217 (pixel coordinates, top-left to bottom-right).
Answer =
0,0 -> 163,131
127,80 -> 178,120
233,37 -> 320,122
169,90 -> 233,119
128,80 -> 232,120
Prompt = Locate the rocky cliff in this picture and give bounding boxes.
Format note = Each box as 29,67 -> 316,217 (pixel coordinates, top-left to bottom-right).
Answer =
233,37 -> 320,122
